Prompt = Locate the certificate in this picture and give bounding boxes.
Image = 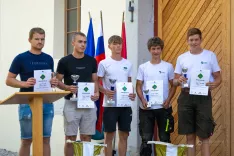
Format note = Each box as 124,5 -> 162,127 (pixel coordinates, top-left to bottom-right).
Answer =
77,82 -> 95,108
189,70 -> 210,96
116,82 -> 133,107
34,69 -> 52,92
146,80 -> 163,105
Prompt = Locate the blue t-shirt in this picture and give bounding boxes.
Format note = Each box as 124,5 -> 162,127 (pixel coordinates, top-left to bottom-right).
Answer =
9,51 -> 54,92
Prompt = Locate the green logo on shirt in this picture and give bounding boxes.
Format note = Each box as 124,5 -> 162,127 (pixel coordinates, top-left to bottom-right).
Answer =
198,73 -> 203,79
152,84 -> 157,90
84,87 -> 89,92
40,74 -> 45,80
122,86 -> 127,91
123,67 -> 128,71
201,61 -> 207,64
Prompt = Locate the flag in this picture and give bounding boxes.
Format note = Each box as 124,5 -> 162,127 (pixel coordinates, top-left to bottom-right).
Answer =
72,141 -> 106,156
121,21 -> 127,59
84,18 -> 95,57
148,141 -> 193,156
94,21 -> 105,134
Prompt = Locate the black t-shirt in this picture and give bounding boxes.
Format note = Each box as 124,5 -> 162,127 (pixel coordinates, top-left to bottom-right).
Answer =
57,54 -> 97,99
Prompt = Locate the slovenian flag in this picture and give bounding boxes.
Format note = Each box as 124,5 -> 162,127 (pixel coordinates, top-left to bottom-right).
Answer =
84,18 -> 95,57
148,141 -> 193,156
70,141 -> 106,156
94,21 -> 105,136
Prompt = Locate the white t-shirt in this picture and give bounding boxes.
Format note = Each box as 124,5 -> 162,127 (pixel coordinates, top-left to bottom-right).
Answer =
174,49 -> 221,87
137,60 -> 174,109
97,57 -> 132,107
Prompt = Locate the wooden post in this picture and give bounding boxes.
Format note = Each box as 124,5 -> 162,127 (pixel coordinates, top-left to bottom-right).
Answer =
30,96 -> 43,156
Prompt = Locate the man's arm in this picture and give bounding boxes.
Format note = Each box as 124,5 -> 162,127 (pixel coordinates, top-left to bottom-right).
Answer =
206,71 -> 222,90
163,80 -> 177,108
98,77 -> 114,99
6,72 -> 35,88
90,73 -> 99,101
92,73 -> 99,93
136,80 -> 147,108
56,73 -> 77,93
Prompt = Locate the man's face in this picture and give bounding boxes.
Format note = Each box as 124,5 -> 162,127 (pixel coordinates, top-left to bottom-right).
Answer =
149,45 -> 162,58
72,35 -> 87,53
187,34 -> 202,49
29,33 -> 45,50
108,42 -> 122,54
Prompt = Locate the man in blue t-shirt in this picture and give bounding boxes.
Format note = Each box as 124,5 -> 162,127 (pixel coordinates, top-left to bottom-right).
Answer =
5,27 -> 58,156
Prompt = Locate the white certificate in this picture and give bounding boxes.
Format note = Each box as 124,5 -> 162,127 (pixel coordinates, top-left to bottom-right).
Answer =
146,80 -> 163,105
116,82 -> 133,107
77,82 -> 95,108
34,70 -> 52,92
189,70 -> 210,96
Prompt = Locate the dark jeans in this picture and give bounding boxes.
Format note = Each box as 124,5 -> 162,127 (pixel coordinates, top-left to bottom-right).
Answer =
139,107 -> 173,156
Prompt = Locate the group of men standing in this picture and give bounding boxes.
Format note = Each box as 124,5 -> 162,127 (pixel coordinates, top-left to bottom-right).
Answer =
5,27 -> 221,156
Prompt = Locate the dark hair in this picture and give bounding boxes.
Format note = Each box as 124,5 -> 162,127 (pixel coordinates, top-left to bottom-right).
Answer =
108,35 -> 122,44
147,37 -> 164,50
29,27 -> 45,40
187,28 -> 202,39
72,32 -> 86,41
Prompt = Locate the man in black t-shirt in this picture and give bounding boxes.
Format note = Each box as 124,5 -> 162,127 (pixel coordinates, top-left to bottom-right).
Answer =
56,32 -> 99,156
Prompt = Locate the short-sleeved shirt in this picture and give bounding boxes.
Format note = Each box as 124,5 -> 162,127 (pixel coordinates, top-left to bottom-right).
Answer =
56,54 -> 97,99
174,49 -> 221,87
9,51 -> 54,92
137,61 -> 174,109
97,57 -> 132,107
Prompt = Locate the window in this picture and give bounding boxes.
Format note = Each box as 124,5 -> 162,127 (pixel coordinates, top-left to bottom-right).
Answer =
65,0 -> 81,55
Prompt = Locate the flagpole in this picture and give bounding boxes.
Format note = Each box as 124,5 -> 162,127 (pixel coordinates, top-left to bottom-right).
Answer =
100,11 -> 104,36
122,11 -> 125,23
89,11 -> 91,20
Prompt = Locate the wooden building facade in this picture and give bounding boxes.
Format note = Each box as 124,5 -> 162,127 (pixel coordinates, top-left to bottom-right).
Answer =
154,0 -> 233,155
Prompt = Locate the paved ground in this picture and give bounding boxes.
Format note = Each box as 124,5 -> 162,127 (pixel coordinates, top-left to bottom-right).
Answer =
0,149 -> 18,156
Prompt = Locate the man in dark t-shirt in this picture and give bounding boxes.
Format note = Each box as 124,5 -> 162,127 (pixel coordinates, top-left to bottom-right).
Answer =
56,32 -> 99,156
5,27 -> 58,156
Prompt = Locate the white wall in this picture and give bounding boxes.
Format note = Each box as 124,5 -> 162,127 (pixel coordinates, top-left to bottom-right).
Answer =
125,0 -> 154,155
0,0 -> 55,153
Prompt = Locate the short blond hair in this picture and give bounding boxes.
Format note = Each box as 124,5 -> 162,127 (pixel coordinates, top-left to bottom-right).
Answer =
29,27 -> 45,40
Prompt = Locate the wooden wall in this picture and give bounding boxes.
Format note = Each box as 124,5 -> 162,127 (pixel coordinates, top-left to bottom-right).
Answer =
156,0 -> 231,155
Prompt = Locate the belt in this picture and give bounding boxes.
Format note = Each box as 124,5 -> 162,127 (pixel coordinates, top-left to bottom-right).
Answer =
181,88 -> 211,95
181,88 -> 190,93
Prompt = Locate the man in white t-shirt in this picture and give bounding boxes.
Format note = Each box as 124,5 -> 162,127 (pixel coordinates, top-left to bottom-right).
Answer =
136,37 -> 176,156
174,28 -> 222,156
97,35 -> 136,156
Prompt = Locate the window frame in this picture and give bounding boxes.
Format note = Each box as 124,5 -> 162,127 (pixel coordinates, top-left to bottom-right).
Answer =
64,0 -> 81,56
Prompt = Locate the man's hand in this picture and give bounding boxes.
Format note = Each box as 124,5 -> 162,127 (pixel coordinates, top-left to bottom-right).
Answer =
141,98 -> 149,109
163,98 -> 171,109
206,81 -> 220,90
105,89 -> 115,99
66,85 -> 78,94
128,93 -> 136,101
50,77 -> 59,88
23,77 -> 36,88
177,75 -> 188,85
91,92 -> 100,101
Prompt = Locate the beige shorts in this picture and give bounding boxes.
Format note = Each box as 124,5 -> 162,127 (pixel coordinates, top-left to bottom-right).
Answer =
63,100 -> 97,136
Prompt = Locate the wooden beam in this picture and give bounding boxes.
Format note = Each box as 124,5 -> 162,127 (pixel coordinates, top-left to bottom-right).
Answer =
158,0 -> 163,38
222,0 -> 231,155
230,0 -> 234,155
